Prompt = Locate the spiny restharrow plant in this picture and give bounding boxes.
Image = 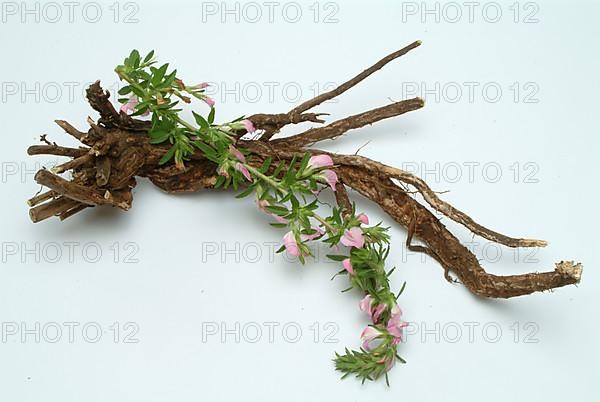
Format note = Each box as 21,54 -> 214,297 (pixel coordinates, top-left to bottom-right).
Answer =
115,49 -> 408,384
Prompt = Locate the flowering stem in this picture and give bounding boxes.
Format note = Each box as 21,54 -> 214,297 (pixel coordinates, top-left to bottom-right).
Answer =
312,213 -> 337,233
244,163 -> 337,233
244,164 -> 287,194
174,115 -> 198,132
113,49 -> 407,384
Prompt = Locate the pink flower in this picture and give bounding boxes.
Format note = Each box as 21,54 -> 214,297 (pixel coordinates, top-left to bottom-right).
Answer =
386,307 -> 408,344
229,145 -> 246,163
320,169 -> 338,191
272,214 -> 289,224
342,258 -> 354,275
372,303 -> 386,322
341,227 -> 365,248
193,82 -> 209,89
301,226 -> 324,242
235,163 -> 252,181
359,294 -> 373,314
359,295 -> 389,322
120,96 -> 149,115
203,96 -> 215,108
360,326 -> 382,351
308,154 -> 333,168
357,213 -> 369,225
308,155 -> 337,191
283,231 -> 300,257
241,119 -> 256,133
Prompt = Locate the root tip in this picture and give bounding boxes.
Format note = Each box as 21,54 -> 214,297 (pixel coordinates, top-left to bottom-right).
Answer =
556,261 -> 583,282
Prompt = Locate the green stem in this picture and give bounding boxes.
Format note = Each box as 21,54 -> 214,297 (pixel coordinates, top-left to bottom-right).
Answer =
244,164 -> 337,233
313,213 -> 337,233
245,165 -> 287,194
174,115 -> 197,132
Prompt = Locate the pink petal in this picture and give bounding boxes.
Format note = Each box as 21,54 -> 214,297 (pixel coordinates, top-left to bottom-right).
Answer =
391,304 -> 402,316
283,231 -> 300,257
359,295 -> 373,313
257,199 -> 269,211
271,214 -> 289,224
301,226 -> 324,242
342,258 -> 354,275
322,169 -> 338,191
241,119 -> 256,133
194,82 -> 209,89
387,312 -> 408,341
388,325 -> 404,341
229,145 -> 246,163
372,303 -> 386,322
360,326 -> 380,340
360,326 -> 381,351
308,154 -> 333,168
340,227 -> 365,249
120,96 -> 138,114
235,163 -> 252,181
357,213 -> 369,225
203,96 -> 215,107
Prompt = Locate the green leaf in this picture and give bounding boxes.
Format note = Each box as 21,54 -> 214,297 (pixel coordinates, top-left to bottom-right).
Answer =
129,49 -> 140,68
273,161 -> 285,178
269,223 -> 288,228
149,129 -> 170,144
284,155 -> 297,182
290,195 -> 300,209
118,86 -> 132,96
214,175 -> 226,189
396,281 -> 407,298
299,152 -> 311,172
131,105 -> 149,116
159,145 -> 176,165
143,50 -> 155,63
207,107 -> 215,124
130,86 -> 144,97
163,70 -> 177,87
235,185 -> 255,199
265,205 -> 288,216
192,111 -> 209,129
192,140 -> 216,158
151,63 -> 169,87
326,254 -> 347,262
259,157 -> 272,173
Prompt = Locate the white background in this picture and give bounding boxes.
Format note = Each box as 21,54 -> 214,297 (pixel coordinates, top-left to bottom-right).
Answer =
1,0 -> 598,400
